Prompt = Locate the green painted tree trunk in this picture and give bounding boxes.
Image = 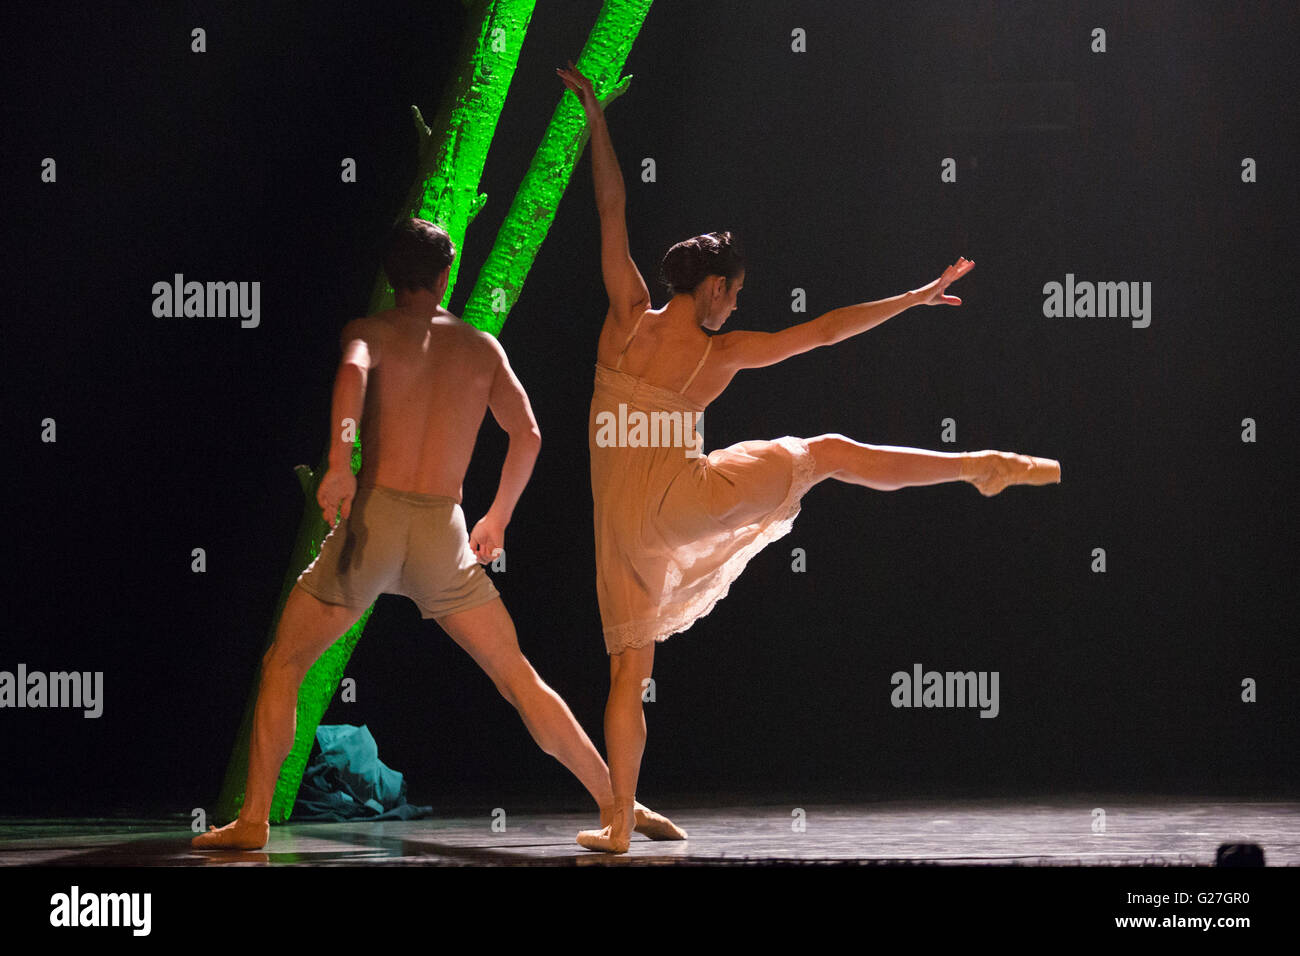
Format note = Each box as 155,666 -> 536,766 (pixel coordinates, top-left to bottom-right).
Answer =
463,0 -> 653,335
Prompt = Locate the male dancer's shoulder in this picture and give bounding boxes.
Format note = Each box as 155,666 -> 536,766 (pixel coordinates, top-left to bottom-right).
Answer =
448,316 -> 502,351
338,314 -> 390,367
429,316 -> 506,379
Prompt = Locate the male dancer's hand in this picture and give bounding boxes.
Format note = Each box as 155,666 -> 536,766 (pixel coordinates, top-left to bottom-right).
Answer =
911,257 -> 974,306
317,466 -> 355,526
469,512 -> 506,565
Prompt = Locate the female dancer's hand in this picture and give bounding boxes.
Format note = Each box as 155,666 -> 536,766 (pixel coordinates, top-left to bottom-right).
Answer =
911,257 -> 974,306
556,59 -> 599,111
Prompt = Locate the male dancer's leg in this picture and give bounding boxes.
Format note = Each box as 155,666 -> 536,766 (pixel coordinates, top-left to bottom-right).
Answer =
806,434 -> 1060,495
437,598 -> 683,838
577,641 -> 655,853
193,584 -> 368,850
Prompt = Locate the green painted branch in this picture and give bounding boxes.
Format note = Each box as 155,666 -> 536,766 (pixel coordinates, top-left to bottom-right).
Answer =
461,0 -> 653,335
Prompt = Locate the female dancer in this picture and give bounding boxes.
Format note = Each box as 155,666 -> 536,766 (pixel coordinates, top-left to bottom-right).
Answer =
557,63 -> 1060,853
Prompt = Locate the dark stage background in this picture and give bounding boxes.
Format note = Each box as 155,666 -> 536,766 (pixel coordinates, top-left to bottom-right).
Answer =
6,1 -> 1297,819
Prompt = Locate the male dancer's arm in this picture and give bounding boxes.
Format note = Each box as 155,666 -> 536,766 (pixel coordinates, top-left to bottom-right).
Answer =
317,319 -> 376,525
717,259 -> 974,371
468,337 -> 541,564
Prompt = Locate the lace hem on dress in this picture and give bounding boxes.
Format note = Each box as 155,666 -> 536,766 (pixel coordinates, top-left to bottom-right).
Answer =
603,436 -> 817,653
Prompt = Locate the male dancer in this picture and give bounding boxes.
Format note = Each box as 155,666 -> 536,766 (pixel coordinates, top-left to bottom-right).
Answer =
195,218 -> 683,850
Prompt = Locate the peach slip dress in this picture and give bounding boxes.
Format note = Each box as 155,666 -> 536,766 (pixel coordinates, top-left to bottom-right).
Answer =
589,312 -> 817,654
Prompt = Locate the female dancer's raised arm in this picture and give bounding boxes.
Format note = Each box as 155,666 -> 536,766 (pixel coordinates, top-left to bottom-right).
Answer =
715,257 -> 974,372
557,61 -> 650,326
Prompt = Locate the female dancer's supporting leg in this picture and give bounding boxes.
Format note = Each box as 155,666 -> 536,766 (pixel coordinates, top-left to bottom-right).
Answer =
577,438 -> 1058,852
579,643 -> 656,853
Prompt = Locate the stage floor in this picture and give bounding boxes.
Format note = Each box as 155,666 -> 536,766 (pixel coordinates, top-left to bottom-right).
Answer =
2,797 -> 1295,867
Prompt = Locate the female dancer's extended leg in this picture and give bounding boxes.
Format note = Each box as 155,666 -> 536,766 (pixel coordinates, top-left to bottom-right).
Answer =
577,435 -> 1059,854
806,434 -> 1060,494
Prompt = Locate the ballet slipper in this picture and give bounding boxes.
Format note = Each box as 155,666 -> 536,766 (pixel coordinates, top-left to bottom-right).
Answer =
579,801 -> 632,854
576,823 -> 630,854
191,818 -> 270,851
633,801 -> 687,840
961,450 -> 1061,497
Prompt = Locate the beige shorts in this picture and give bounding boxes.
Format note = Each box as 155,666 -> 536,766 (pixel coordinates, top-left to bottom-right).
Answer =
297,483 -> 499,619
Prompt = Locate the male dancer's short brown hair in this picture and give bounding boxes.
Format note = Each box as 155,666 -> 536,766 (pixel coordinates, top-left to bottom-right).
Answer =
383,218 -> 455,294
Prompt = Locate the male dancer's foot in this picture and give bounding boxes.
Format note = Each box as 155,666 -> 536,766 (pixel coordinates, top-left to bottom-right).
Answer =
192,817 -> 270,850
961,450 -> 1061,497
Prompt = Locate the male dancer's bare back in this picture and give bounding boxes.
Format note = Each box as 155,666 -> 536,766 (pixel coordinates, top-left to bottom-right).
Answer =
194,226 -> 683,850
346,307 -> 514,505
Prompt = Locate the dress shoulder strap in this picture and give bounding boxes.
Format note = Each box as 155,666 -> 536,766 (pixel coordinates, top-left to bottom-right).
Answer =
613,310 -> 648,370
680,336 -> 713,394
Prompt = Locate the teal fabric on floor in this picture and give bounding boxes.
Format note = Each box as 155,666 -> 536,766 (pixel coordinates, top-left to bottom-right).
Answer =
291,724 -> 432,822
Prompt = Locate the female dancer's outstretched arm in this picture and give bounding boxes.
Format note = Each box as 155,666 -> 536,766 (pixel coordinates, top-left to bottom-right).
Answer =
557,61 -> 650,328
715,258 -> 974,372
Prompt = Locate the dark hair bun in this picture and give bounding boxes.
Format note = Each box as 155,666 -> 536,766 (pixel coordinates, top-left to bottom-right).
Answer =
658,231 -> 745,295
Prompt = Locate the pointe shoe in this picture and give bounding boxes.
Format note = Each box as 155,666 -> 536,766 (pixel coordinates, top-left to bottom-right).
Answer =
961,450 -> 1061,497
633,801 -> 687,841
578,804 -> 632,854
577,824 -> 631,854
